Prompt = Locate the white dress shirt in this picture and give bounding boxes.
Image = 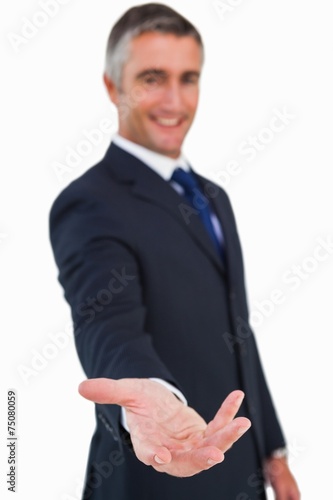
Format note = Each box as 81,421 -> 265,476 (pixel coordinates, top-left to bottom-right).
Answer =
113,133 -> 190,180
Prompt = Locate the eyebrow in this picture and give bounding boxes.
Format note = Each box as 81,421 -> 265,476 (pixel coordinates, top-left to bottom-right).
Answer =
135,69 -> 201,80
136,69 -> 167,80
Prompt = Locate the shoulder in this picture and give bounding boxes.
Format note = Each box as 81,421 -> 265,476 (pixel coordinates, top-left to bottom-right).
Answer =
49,143 -> 129,224
51,160 -> 108,209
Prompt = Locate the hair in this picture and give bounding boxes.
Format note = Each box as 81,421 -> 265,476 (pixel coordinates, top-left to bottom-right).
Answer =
104,3 -> 204,89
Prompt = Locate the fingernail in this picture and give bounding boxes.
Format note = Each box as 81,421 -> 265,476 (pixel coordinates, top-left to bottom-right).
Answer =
235,392 -> 244,404
207,458 -> 219,466
154,455 -> 165,465
238,424 -> 250,436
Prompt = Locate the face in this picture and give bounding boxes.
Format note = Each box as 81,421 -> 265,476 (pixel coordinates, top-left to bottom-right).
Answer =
104,32 -> 202,158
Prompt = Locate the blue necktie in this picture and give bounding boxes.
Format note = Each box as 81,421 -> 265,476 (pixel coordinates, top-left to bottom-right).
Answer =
171,168 -> 224,260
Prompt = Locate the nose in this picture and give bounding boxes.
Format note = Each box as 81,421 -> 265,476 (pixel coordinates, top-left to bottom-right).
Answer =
162,80 -> 183,110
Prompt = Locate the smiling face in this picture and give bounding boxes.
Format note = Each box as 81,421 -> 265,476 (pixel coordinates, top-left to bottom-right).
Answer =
104,32 -> 202,158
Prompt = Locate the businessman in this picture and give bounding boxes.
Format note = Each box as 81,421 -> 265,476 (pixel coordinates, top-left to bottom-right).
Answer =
50,3 -> 300,499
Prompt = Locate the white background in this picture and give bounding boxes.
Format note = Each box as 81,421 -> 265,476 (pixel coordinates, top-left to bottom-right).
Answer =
1,1 -> 332,498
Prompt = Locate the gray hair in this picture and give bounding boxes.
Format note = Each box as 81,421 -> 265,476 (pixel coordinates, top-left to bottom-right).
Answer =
105,3 -> 204,89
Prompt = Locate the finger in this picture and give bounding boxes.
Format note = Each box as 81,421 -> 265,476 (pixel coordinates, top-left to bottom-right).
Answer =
131,437 -> 172,467
78,378 -> 143,406
204,416 -> 251,452
178,445 -> 225,471
153,446 -> 225,477
205,390 -> 245,437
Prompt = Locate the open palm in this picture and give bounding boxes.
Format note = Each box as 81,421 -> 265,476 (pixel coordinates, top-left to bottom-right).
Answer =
79,378 -> 251,477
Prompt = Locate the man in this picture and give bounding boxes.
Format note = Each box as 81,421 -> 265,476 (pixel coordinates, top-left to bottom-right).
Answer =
49,4 -> 300,499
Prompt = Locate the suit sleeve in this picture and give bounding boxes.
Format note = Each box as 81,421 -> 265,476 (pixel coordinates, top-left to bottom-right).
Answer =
49,185 -> 182,438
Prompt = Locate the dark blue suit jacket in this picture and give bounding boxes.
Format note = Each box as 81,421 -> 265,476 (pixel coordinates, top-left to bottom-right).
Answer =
49,143 -> 285,499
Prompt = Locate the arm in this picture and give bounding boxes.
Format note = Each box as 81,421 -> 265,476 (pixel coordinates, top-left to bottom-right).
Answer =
49,188 -> 181,434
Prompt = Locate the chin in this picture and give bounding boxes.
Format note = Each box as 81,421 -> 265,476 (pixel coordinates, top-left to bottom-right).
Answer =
157,145 -> 182,157
154,138 -> 183,155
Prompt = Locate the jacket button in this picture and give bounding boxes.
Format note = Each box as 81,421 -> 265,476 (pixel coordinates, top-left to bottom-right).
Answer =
229,291 -> 236,300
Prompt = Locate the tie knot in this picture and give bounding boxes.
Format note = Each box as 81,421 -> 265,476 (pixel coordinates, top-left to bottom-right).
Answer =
171,168 -> 199,194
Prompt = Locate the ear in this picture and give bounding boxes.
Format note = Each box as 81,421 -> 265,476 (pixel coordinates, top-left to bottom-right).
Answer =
103,73 -> 120,105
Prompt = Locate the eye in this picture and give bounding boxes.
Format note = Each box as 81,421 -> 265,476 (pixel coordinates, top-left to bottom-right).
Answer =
142,73 -> 165,87
144,76 -> 159,85
182,74 -> 199,85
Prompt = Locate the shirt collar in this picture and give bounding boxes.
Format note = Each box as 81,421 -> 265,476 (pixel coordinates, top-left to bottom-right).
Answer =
112,134 -> 189,181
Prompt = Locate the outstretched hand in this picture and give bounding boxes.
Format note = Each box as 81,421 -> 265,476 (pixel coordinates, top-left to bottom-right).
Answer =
79,378 -> 251,477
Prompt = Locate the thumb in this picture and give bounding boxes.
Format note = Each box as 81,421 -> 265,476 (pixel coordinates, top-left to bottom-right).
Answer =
78,378 -> 139,406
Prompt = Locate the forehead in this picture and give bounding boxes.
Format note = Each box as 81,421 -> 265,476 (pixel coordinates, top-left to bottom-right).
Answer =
124,32 -> 202,75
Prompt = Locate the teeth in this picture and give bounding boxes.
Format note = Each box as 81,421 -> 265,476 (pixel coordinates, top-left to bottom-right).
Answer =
156,117 -> 180,127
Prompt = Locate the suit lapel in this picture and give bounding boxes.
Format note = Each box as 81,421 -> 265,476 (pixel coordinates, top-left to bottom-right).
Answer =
105,144 -> 226,276
195,172 -> 240,279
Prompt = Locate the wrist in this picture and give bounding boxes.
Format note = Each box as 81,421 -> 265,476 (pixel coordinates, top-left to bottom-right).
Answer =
268,447 -> 288,460
149,378 -> 187,405
120,378 -> 187,432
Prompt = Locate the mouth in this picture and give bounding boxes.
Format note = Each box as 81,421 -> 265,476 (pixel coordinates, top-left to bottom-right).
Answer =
152,116 -> 184,128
